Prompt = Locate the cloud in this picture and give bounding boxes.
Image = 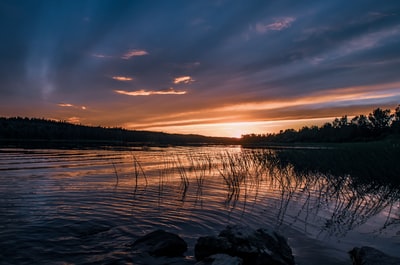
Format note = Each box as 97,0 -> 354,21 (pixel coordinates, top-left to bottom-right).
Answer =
92,50 -> 149,60
112,76 -> 133,81
173,76 -> 195,84
58,103 -> 74,107
342,26 -> 399,54
121,49 -> 149,59
255,17 -> 295,33
67,116 -> 81,124
215,81 -> 400,113
92,53 -> 112,58
114,87 -> 187,96
58,103 -> 87,110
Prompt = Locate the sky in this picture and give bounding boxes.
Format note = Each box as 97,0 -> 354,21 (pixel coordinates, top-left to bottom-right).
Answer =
1,0 -> 400,137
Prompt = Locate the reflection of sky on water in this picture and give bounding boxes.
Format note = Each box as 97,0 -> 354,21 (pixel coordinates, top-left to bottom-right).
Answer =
0,147 -> 399,264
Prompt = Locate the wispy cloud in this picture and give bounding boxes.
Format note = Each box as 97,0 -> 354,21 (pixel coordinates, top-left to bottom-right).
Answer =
216,82 -> 400,112
255,17 -> 295,33
112,76 -> 133,81
91,53 -> 113,58
342,26 -> 399,54
58,103 -> 74,107
309,25 -> 400,64
173,76 -> 195,84
121,49 -> 149,59
67,116 -> 81,124
115,87 -> 187,96
58,103 -> 87,110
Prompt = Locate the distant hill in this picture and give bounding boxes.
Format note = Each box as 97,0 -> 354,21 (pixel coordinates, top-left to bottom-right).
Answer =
0,117 -> 239,148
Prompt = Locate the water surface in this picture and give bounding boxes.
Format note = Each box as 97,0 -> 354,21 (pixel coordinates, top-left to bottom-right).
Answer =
0,146 -> 399,264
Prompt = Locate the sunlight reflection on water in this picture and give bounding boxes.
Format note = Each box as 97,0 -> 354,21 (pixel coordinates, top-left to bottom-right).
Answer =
0,146 -> 399,264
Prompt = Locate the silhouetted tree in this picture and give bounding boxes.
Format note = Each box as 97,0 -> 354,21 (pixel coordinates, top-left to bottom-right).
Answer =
395,105 -> 400,121
241,104 -> 400,145
351,115 -> 371,128
350,114 -> 372,139
368,108 -> 392,129
391,105 -> 400,133
0,117 -> 238,147
367,108 -> 393,138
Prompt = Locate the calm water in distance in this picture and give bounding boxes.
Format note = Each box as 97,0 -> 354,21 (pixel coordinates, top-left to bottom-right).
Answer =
0,146 -> 399,264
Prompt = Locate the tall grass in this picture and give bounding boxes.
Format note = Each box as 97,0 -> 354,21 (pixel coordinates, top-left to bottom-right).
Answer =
111,161 -> 119,188
116,146 -> 400,235
175,155 -> 190,201
131,154 -> 148,196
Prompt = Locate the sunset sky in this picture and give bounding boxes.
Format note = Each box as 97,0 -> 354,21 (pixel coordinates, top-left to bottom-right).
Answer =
1,1 -> 400,137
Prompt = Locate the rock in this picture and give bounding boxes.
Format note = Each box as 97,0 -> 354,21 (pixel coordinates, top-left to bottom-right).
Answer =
194,225 -> 295,265
195,254 -> 243,265
131,254 -> 195,265
195,236 -> 233,259
132,229 -> 188,257
349,246 -> 400,265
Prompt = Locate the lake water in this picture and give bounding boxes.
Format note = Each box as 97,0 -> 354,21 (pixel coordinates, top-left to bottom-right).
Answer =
0,146 -> 399,264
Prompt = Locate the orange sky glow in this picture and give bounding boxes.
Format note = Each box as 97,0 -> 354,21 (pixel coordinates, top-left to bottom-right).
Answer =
1,2 -> 400,137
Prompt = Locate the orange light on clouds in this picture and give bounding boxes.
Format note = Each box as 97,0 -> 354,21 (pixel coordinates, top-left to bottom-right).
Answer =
112,76 -> 133,81
173,76 -> 194,84
136,118 -> 335,138
121,49 -> 148,59
67,116 -> 81,124
53,81 -> 399,137
58,103 -> 74,107
216,82 -> 400,113
114,88 -> 187,96
58,103 -> 87,110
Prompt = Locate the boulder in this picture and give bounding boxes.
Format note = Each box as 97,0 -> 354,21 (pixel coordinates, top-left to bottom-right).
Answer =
349,246 -> 400,265
131,229 -> 188,257
195,225 -> 294,265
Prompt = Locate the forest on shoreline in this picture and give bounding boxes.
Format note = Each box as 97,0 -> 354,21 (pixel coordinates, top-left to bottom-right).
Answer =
1,105 -> 400,148
0,117 -> 239,147
242,105 -> 400,146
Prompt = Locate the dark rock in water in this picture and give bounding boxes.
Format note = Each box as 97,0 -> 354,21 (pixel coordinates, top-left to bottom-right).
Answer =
131,254 -> 195,265
194,254 -> 243,265
195,225 -> 295,265
195,236 -> 233,259
132,229 -> 188,257
349,246 -> 400,265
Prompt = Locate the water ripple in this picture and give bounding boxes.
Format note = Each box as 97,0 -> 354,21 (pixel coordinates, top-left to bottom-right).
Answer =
0,147 -> 399,264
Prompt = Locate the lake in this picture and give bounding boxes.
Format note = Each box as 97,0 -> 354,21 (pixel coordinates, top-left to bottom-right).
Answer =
0,146 -> 399,264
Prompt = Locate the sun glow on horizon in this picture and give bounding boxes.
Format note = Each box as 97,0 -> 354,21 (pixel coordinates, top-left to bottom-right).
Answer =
128,117 -> 336,138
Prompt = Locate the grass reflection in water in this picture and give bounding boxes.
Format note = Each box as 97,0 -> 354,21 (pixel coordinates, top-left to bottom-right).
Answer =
122,145 -> 400,239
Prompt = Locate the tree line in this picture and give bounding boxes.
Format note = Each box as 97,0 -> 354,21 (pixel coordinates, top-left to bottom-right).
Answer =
242,105 -> 400,144
0,117 -> 237,146
2,105 -> 399,147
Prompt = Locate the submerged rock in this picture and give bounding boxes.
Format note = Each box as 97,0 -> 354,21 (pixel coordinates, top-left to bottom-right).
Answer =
194,253 -> 243,265
195,225 -> 295,265
349,246 -> 400,265
131,229 -> 188,257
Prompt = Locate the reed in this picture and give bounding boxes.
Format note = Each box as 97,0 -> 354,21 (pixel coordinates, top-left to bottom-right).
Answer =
111,161 -> 119,187
130,154 -> 148,196
175,155 -> 190,201
120,146 -> 400,235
